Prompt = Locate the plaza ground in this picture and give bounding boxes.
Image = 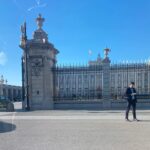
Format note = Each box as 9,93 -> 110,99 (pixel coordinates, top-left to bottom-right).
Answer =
0,102 -> 150,150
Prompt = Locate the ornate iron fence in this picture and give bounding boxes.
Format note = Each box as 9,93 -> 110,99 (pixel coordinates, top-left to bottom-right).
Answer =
110,62 -> 150,99
52,62 -> 150,101
53,64 -> 103,101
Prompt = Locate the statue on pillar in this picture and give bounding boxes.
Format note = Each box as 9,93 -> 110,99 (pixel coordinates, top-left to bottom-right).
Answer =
33,14 -> 48,42
36,14 -> 45,29
104,48 -> 111,58
102,48 -> 111,63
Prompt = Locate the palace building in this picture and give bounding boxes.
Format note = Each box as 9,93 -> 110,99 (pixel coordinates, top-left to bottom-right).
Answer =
54,55 -> 150,100
20,14 -> 150,110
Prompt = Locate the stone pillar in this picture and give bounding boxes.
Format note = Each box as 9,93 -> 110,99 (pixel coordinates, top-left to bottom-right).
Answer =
0,84 -> 2,96
102,48 -> 111,109
20,14 -> 59,110
102,59 -> 110,99
0,75 -> 4,96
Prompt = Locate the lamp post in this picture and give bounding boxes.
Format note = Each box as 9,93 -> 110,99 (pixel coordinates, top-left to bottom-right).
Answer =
21,22 -> 30,110
25,43 -> 30,110
21,56 -> 25,102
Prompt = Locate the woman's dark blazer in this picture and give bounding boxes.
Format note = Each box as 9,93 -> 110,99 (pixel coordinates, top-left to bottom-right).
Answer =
125,87 -> 137,103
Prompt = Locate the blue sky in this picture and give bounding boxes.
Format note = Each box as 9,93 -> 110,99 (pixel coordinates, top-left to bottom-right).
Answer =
0,0 -> 150,85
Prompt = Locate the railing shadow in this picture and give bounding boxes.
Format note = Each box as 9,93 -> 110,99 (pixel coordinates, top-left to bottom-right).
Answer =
138,120 -> 150,122
0,121 -> 16,133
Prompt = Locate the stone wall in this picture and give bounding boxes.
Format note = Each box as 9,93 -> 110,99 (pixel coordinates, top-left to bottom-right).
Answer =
54,99 -> 150,110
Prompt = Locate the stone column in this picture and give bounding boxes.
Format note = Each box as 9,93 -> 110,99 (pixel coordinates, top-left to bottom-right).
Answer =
20,14 -> 59,110
102,59 -> 110,99
0,75 -> 4,96
0,84 -> 2,96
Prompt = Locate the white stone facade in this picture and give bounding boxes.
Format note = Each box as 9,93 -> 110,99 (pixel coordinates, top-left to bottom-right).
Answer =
0,75 -> 22,101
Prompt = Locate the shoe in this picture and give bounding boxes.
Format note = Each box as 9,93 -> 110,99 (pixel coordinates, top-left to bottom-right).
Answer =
133,118 -> 140,121
125,118 -> 131,122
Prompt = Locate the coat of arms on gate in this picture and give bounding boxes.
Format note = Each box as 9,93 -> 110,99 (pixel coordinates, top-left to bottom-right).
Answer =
30,56 -> 43,76
32,67 -> 41,76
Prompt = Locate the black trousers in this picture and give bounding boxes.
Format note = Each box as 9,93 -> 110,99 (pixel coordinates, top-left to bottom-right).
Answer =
125,101 -> 137,119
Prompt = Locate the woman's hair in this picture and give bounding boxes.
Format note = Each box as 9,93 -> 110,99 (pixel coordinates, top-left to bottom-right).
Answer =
130,82 -> 135,85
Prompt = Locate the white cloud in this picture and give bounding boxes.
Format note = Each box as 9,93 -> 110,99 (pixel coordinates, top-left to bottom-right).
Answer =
0,51 -> 7,66
13,0 -> 47,12
27,0 -> 47,12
